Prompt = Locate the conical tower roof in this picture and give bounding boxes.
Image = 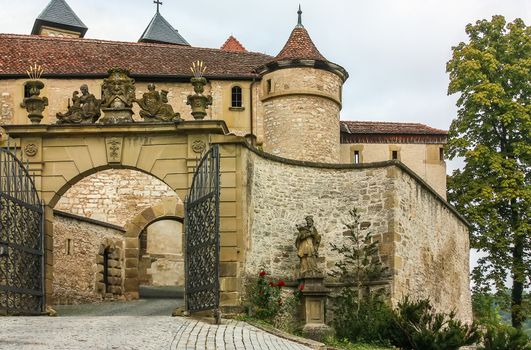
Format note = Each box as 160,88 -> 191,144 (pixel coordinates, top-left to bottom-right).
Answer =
275,6 -> 326,62
31,0 -> 88,37
139,11 -> 190,46
256,6 -> 348,82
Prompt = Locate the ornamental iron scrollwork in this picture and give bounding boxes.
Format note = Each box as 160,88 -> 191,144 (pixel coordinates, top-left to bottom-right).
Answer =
184,144 -> 220,319
0,142 -> 44,315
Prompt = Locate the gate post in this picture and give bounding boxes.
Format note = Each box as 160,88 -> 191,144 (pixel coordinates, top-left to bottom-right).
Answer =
44,205 -> 54,309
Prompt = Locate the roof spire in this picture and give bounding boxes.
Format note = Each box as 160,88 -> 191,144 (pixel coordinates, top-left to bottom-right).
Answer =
154,0 -> 162,13
296,5 -> 303,28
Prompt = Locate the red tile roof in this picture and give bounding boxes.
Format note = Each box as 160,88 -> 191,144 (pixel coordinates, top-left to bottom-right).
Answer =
0,34 -> 272,79
220,35 -> 247,52
341,121 -> 448,135
340,121 -> 448,144
275,27 -> 326,62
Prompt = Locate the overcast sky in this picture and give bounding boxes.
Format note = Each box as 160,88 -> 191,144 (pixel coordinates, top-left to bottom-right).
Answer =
0,0 -> 529,171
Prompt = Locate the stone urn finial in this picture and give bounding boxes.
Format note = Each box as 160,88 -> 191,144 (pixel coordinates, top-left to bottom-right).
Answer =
21,65 -> 48,124
187,61 -> 212,120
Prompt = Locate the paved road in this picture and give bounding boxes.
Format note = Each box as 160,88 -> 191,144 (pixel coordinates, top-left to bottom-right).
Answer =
54,298 -> 183,316
0,316 -> 312,350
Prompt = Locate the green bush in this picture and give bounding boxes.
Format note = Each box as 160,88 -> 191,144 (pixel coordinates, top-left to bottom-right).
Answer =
387,297 -> 481,350
479,325 -> 530,350
331,290 -> 393,345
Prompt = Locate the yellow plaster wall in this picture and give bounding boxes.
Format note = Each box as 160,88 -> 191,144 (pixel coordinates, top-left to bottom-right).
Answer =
340,143 -> 447,198
0,78 -> 254,137
39,26 -> 82,38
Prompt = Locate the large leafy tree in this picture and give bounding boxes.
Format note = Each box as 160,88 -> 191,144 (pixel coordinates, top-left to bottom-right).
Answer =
446,15 -> 530,328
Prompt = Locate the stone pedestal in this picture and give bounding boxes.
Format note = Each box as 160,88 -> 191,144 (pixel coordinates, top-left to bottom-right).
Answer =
100,108 -> 134,124
300,276 -> 334,341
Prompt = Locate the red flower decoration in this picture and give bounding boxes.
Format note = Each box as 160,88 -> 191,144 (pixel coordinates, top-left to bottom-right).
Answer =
277,280 -> 286,287
259,271 -> 267,277
298,284 -> 305,291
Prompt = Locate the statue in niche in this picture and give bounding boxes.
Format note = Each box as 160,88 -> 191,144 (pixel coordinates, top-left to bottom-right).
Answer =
295,215 -> 322,277
135,83 -> 182,122
56,84 -> 101,124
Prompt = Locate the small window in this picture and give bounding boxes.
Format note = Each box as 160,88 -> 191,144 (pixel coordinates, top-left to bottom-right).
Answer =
354,150 -> 360,164
231,86 -> 242,108
65,239 -> 72,255
266,79 -> 272,93
439,147 -> 444,161
392,150 -> 398,160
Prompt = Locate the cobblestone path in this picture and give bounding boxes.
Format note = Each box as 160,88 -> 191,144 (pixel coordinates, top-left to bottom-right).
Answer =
0,316 -> 312,350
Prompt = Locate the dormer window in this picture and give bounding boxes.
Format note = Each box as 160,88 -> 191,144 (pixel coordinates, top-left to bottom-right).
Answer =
231,86 -> 243,108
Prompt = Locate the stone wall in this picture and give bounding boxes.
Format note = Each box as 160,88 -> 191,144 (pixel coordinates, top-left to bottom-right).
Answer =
55,169 -> 177,226
245,150 -> 471,321
246,153 -> 395,279
261,67 -> 342,163
392,169 -> 472,322
53,212 -> 124,305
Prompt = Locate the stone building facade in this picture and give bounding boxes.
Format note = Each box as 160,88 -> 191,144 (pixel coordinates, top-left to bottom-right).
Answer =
0,0 -> 470,321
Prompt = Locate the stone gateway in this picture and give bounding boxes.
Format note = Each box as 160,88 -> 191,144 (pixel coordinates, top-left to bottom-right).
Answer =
0,0 -> 471,323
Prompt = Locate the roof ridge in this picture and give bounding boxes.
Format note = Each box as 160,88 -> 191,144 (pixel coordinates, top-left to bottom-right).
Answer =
0,33 -> 271,57
340,120 -> 448,134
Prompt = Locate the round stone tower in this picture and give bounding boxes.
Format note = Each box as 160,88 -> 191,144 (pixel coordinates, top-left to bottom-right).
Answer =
257,7 -> 348,163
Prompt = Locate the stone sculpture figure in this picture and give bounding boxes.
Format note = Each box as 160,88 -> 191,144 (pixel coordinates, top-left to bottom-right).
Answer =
135,83 -> 181,122
99,68 -> 136,124
295,215 -> 322,277
56,84 -> 101,124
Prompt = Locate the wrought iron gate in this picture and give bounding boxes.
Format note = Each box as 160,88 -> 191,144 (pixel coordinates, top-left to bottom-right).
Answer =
0,144 -> 44,315
184,144 -> 220,316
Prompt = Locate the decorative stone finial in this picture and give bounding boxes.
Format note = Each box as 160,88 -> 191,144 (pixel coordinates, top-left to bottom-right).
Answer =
21,65 -> 48,124
187,61 -> 212,120
296,5 -> 303,28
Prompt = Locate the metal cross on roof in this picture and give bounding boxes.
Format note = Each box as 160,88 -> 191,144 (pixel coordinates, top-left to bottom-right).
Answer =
154,0 -> 163,13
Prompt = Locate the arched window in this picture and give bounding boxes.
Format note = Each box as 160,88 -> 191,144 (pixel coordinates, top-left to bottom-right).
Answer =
231,86 -> 242,108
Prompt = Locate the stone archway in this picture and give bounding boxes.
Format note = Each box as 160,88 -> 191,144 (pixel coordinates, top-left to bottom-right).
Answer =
122,197 -> 185,299
3,123 -> 243,311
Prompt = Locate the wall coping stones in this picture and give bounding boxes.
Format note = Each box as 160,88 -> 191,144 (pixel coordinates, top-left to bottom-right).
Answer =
54,209 -> 126,232
1,120 -> 230,137
218,139 -> 471,229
